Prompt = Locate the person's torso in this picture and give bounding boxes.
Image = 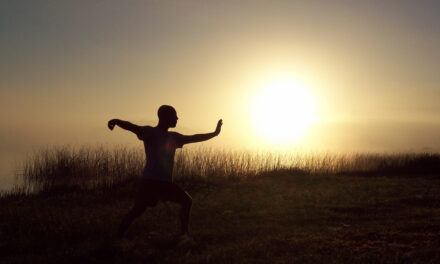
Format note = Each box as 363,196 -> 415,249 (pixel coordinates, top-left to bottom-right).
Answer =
142,127 -> 180,181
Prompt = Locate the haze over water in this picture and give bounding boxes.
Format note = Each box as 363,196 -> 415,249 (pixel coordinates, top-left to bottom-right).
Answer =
1,1 -> 440,190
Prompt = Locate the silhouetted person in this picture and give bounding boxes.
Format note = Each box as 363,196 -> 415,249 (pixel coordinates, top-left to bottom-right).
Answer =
108,105 -> 222,243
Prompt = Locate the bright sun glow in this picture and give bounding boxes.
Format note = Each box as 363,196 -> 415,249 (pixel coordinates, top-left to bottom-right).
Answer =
251,78 -> 318,144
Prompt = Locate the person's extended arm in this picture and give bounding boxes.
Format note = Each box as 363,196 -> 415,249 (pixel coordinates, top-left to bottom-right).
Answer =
181,119 -> 223,144
108,119 -> 141,135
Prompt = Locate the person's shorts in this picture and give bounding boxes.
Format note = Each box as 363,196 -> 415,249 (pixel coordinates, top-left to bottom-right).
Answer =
135,179 -> 190,207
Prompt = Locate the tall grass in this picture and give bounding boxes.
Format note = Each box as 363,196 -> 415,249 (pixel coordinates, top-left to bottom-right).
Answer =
15,145 -> 440,194
18,145 -> 144,193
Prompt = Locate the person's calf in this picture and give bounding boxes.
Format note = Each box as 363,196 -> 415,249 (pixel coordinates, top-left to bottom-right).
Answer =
179,200 -> 192,235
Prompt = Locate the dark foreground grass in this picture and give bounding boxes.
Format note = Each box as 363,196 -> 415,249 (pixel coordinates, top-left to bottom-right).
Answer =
1,171 -> 440,263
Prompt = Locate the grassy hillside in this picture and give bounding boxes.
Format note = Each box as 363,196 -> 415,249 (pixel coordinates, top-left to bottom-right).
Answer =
1,146 -> 439,263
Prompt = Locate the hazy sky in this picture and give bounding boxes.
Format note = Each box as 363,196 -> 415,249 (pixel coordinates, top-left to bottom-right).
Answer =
1,1 -> 440,186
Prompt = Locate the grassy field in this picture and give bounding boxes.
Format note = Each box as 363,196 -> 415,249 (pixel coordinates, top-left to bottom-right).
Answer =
1,146 -> 439,263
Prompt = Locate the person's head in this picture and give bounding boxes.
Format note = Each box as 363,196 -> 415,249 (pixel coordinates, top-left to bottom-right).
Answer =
157,105 -> 178,128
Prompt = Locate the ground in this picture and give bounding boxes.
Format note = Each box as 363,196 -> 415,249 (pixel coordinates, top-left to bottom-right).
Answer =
1,171 -> 439,263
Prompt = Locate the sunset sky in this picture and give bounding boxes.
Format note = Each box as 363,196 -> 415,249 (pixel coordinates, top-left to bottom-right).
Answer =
1,1 -> 440,186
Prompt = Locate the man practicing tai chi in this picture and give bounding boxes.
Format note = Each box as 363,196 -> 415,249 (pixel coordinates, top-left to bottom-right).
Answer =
108,105 -> 222,241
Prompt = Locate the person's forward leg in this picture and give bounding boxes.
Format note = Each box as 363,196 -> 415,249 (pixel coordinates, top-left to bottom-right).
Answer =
175,193 -> 196,247
165,182 -> 193,236
179,194 -> 192,235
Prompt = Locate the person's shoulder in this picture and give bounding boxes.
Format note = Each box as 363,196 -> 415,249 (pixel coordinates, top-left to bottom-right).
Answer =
168,131 -> 183,137
137,125 -> 154,140
139,125 -> 154,133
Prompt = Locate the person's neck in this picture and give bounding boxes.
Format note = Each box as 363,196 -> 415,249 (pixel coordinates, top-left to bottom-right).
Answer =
156,123 -> 170,131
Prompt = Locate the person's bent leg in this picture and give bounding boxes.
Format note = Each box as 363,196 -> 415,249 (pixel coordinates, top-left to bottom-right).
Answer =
179,192 -> 192,235
164,182 -> 193,235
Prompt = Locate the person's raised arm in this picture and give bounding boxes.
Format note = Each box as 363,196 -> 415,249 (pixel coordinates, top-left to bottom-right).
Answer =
181,119 -> 223,145
108,119 -> 142,135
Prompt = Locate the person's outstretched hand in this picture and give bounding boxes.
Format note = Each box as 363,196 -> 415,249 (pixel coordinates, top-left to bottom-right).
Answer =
108,119 -> 117,130
215,119 -> 223,136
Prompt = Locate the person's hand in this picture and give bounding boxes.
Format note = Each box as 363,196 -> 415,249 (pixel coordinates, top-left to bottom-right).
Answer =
108,119 -> 117,130
215,119 -> 223,135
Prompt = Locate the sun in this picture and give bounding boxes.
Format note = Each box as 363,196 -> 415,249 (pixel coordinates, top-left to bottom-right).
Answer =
251,78 -> 318,144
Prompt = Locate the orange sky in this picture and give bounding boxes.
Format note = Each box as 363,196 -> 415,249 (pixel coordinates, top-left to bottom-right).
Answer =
1,1 -> 440,187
